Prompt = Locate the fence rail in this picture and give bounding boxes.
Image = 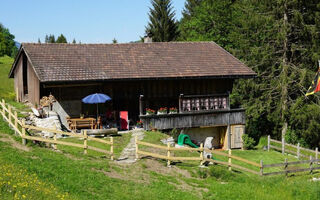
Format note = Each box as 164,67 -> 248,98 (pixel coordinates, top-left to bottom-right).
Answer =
136,137 -> 320,176
0,99 -> 114,160
135,137 -> 261,175
268,135 -> 318,160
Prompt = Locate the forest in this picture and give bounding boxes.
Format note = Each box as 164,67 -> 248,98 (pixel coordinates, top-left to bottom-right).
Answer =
175,0 -> 320,148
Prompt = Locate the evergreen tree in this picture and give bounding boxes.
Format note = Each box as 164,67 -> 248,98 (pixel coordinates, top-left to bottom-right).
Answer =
145,0 -> 179,42
48,34 -> 55,43
72,39 -> 76,44
112,38 -> 118,44
45,35 -> 49,43
56,34 -> 67,43
38,38 -> 41,43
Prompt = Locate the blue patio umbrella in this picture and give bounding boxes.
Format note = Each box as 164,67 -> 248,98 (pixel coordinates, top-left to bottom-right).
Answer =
82,93 -> 112,119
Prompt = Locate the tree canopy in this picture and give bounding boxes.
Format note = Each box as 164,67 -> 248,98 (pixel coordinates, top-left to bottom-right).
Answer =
145,0 -> 179,42
56,34 -> 67,43
0,23 -> 18,57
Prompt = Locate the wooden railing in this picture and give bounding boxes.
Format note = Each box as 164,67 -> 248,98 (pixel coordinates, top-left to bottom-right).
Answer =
261,157 -> 320,176
0,99 -> 114,160
135,137 -> 260,175
267,135 -> 319,160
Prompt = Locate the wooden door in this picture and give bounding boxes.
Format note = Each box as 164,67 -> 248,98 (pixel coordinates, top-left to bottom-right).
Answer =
232,125 -> 244,148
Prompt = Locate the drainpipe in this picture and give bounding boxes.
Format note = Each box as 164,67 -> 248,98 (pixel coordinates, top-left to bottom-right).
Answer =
139,95 -> 144,116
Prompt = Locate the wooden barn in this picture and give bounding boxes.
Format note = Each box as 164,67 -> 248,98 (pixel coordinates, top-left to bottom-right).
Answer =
9,41 -> 256,149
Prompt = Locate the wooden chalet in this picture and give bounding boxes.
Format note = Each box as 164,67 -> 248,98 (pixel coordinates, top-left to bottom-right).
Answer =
9,41 -> 256,149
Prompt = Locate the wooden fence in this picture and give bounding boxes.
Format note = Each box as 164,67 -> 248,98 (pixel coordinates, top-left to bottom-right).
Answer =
135,136 -> 261,175
136,137 -> 320,176
261,157 -> 320,176
0,99 -> 114,160
267,135 -> 319,160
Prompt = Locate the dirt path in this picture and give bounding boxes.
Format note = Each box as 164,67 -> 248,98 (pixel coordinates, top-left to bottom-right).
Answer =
0,133 -> 30,152
117,128 -> 144,164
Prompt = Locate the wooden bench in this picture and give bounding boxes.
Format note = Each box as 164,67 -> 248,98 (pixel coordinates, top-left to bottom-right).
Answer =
68,118 -> 96,130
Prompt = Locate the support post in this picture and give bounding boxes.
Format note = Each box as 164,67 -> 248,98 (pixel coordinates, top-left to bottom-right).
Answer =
16,87 -> 19,102
83,130 -> 87,154
282,137 -> 285,155
179,94 -> 184,113
284,158 -> 288,177
260,160 -> 263,176
228,149 -> 232,171
167,143 -> 171,167
199,143 -> 203,165
316,147 -> 318,164
110,137 -> 114,160
14,111 -> 18,135
267,135 -> 270,152
22,119 -> 26,145
310,156 -> 313,174
227,124 -> 231,150
2,99 -> 5,116
8,105 -> 12,125
53,126 -> 57,150
135,136 -> 139,160
297,143 -> 300,159
139,95 -> 144,116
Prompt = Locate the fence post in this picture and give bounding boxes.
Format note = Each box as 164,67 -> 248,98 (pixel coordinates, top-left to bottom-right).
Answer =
260,160 -> 263,176
282,137 -> 285,155
284,158 -> 288,177
110,137 -> 114,160
22,119 -> 26,145
310,156 -> 313,174
297,143 -> 300,159
14,111 -> 18,135
167,143 -> 171,167
2,99 -> 5,116
315,147 -> 318,163
228,149 -> 232,171
267,135 -> 270,152
199,143 -> 203,165
8,105 -> 12,125
53,126 -> 57,150
135,136 -> 139,160
83,130 -> 87,154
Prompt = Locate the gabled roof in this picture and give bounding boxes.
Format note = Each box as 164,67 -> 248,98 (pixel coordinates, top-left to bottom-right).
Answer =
9,42 -> 256,82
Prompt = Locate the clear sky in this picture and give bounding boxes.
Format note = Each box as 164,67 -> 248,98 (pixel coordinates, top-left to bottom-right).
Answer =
0,0 -> 185,43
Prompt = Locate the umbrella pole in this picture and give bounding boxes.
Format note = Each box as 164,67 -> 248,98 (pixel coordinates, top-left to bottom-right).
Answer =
96,104 -> 99,121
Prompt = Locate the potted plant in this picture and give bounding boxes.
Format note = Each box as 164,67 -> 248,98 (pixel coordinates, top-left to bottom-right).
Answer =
157,107 -> 167,114
136,120 -> 143,128
146,108 -> 156,115
169,107 -> 178,114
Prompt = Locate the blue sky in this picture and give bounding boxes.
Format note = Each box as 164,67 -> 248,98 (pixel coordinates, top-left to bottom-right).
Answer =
0,0 -> 185,43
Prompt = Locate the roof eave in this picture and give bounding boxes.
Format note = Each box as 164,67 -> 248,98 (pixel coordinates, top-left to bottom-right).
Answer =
40,74 -> 257,84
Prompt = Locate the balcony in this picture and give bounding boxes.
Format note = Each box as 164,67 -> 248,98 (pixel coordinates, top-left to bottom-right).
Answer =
139,94 -> 245,130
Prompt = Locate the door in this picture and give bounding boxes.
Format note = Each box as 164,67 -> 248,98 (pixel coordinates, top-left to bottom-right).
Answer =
232,125 -> 244,148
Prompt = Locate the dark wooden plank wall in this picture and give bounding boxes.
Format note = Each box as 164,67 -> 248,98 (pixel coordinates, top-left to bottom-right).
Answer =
140,109 -> 245,130
42,78 -> 234,120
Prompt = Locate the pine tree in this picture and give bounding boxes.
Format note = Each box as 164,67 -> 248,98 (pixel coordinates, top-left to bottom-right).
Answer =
48,34 -> 55,43
112,38 -> 118,44
56,34 -> 67,43
72,39 -> 76,44
45,35 -> 49,43
38,38 -> 41,43
145,0 -> 179,42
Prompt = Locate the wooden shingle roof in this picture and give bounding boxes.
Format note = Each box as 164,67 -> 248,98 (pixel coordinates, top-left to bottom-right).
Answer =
10,42 -> 256,82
